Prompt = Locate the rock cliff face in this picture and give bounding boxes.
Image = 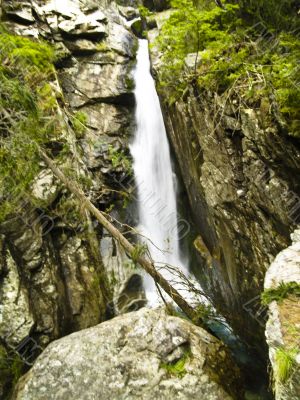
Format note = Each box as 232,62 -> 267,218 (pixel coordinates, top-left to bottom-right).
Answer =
0,1 -> 141,391
1,1 -> 299,399
147,12 -> 300,353
12,308 -> 242,400
264,228 -> 300,400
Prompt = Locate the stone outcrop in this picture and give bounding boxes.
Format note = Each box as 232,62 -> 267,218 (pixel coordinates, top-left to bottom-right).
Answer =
143,0 -> 170,11
0,0 -> 143,385
148,12 -> 300,353
13,308 -> 242,400
264,228 -> 300,400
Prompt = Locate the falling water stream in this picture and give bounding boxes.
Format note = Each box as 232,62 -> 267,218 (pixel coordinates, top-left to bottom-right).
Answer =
129,40 -> 272,399
130,39 -> 188,305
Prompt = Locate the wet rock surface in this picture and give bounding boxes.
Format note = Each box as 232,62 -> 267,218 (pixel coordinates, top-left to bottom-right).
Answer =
0,0 -> 138,367
148,18 -> 300,353
13,308 -> 241,400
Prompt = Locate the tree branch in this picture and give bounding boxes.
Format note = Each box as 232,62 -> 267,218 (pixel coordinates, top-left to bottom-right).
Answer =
38,148 -> 201,325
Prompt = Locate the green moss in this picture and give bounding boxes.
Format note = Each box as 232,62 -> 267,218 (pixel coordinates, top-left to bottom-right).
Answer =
125,76 -> 135,91
37,83 -> 58,113
53,196 -> 81,227
160,348 -> 191,378
131,19 -> 145,38
261,282 -> 300,306
96,42 -> 110,52
193,303 -> 215,324
91,273 -> 101,291
0,26 -> 55,75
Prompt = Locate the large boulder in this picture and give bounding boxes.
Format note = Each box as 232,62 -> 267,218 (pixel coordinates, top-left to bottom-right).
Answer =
13,308 -> 241,400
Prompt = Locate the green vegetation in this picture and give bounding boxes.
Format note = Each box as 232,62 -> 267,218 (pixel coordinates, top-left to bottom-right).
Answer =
131,243 -> 148,263
108,145 -> 132,174
155,0 -> 300,137
0,28 -> 95,228
235,0 -> 299,31
96,41 -> 110,52
274,347 -> 298,384
54,195 -> 82,227
0,27 -> 60,222
125,76 -> 135,91
138,5 -> 153,19
160,347 -> 191,378
0,345 -> 24,397
261,282 -> 300,306
72,111 -> 88,139
193,302 -> 215,323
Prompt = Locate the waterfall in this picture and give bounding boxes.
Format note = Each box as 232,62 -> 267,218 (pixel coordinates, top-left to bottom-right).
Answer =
130,39 -> 187,305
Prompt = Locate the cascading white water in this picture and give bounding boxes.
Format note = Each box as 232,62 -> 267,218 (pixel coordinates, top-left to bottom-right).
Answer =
130,39 -> 188,304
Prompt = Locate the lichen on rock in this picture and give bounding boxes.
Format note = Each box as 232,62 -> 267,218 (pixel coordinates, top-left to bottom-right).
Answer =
12,308 -> 242,400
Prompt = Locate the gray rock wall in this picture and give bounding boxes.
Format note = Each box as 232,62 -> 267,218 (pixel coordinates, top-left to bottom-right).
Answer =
0,0 -> 139,368
264,228 -> 300,400
148,21 -> 300,352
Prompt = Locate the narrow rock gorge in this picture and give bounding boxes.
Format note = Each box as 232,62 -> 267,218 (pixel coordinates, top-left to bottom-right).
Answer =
0,1 -> 299,400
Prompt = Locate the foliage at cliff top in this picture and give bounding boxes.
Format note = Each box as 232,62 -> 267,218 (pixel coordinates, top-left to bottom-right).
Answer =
261,282 -> 300,305
156,0 -> 300,138
0,27 -> 60,222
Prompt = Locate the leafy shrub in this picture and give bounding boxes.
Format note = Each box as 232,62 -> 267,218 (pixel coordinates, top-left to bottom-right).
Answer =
155,0 -> 300,137
108,145 -> 132,173
155,0 -> 241,101
235,0 -> 299,32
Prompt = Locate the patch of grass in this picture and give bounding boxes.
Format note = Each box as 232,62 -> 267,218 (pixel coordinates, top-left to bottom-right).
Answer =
274,347 -> 297,384
261,282 -> 300,306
